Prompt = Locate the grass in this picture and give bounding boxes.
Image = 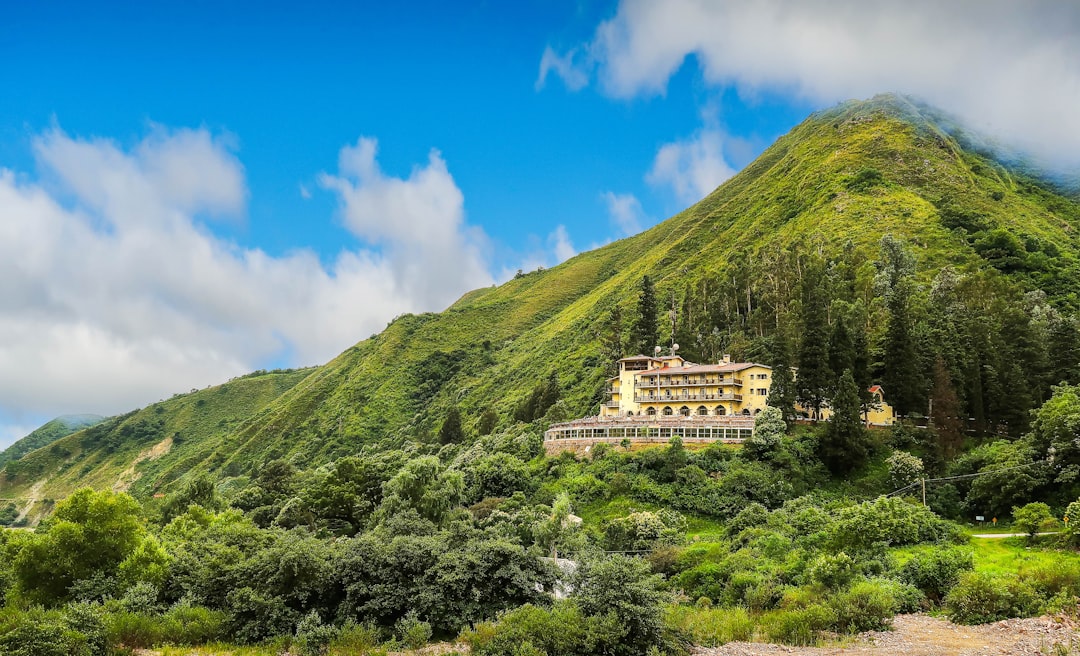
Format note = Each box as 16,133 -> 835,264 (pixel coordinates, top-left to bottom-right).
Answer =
7,93 -> 1080,514
893,535 -> 1080,577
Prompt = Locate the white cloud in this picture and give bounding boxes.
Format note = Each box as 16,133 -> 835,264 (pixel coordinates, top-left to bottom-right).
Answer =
0,126 -> 494,435
547,0 -> 1080,168
318,137 -> 493,311
600,191 -> 645,236
536,46 -> 590,91
647,129 -> 736,204
548,225 -> 576,263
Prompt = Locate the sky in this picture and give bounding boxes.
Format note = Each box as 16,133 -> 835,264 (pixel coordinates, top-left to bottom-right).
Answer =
1,0 -> 1078,448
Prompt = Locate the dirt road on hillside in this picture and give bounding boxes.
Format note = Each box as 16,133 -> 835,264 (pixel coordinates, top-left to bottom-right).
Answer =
694,614 -> 1079,656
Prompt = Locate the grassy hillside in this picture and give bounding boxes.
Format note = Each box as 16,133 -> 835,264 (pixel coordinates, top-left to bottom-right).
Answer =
4,94 -> 1080,504
208,94 -> 1080,464
0,414 -> 104,469
0,369 -> 311,522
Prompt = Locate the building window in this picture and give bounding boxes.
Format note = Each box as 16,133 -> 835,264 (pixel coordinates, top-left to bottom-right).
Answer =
646,407 -> 656,416
680,406 -> 690,416
663,406 -> 673,416
697,406 -> 708,416
715,406 -> 726,415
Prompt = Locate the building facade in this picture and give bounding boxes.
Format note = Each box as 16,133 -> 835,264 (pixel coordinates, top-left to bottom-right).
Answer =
602,354 -> 773,418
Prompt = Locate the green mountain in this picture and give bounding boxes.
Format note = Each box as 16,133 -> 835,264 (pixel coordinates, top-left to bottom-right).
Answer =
3,94 -> 1079,514
0,415 -> 105,469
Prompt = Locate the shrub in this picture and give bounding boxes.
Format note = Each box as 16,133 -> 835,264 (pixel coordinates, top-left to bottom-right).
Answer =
1012,502 -> 1053,540
664,605 -> 753,647
886,451 -> 924,489
0,607 -> 91,656
827,578 -> 913,632
898,547 -> 973,603
807,552 -> 855,590
944,572 -> 1042,624
759,604 -> 835,646
332,620 -> 382,652
395,610 -> 432,649
296,611 -> 338,656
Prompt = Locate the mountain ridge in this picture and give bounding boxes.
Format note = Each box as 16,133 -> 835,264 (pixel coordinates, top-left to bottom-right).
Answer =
3,93 -> 1080,516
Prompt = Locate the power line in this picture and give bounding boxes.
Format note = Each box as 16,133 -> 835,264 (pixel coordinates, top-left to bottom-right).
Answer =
883,459 -> 1049,499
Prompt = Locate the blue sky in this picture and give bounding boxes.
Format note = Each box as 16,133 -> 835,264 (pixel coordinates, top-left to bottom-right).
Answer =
1,0 -> 1076,446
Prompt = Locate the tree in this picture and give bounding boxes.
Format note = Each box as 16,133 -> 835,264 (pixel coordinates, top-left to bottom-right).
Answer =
599,305 -> 625,366
828,315 -> 856,393
797,263 -> 831,419
159,473 -> 224,524
745,405 -> 785,460
571,555 -> 673,656
767,330 -> 797,425
438,407 -> 465,445
629,275 -> 659,355
1011,502 -> 1053,541
877,235 -> 923,416
380,456 -> 464,526
930,356 -> 964,459
13,488 -> 146,604
477,407 -> 498,436
818,370 -> 870,475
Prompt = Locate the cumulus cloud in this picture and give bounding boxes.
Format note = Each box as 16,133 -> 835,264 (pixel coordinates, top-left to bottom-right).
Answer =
600,191 -> 645,235
544,0 -> 1080,168
647,129 -> 736,204
0,126 -> 493,445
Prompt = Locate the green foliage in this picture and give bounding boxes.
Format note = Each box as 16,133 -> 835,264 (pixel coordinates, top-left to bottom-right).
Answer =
295,610 -> 338,656
629,275 -> 659,356
830,497 -> 959,551
439,407 -> 466,445
13,488 -> 146,604
394,610 -> 432,649
514,373 -> 561,423
0,607 -> 91,656
898,546 -> 973,603
380,456 -> 464,526
944,571 -> 1042,624
1012,502 -> 1054,540
745,406 -> 785,460
818,371 -> 870,474
886,451 -> 924,489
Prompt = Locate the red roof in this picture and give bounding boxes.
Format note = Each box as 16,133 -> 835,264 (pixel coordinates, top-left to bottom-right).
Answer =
869,385 -> 884,394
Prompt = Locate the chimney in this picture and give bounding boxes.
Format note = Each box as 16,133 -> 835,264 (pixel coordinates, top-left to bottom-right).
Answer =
722,354 -> 731,364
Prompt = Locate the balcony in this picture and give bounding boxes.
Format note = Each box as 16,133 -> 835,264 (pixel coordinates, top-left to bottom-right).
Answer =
635,378 -> 742,388
604,400 -> 619,408
633,393 -> 742,403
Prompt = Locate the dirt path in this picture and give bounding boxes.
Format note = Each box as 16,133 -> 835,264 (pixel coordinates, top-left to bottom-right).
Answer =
694,614 -> 1079,656
13,478 -> 46,524
113,436 -> 173,492
970,533 -> 1058,539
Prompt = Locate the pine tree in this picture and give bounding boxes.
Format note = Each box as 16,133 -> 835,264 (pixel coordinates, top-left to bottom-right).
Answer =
828,315 -> 855,393
629,275 -> 659,355
851,319 -> 874,412
600,305 -> 625,368
930,356 -> 964,459
438,407 -> 464,445
818,370 -> 869,475
796,263 -> 831,419
1049,315 -> 1080,386
477,407 -> 498,436
767,330 -> 797,425
877,236 -> 923,416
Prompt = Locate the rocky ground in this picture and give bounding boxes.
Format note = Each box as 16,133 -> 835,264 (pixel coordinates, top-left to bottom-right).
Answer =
695,614 -> 1080,656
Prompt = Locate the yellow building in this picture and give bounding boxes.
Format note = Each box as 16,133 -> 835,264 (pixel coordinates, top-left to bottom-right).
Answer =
811,384 -> 897,427
602,354 -> 774,418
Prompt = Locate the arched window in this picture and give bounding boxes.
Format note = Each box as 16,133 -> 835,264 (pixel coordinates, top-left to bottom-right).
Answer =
646,407 -> 657,416
697,406 -> 708,416
679,406 -> 690,416
715,406 -> 726,416
754,408 -> 761,415
662,406 -> 673,416
741,409 -> 751,416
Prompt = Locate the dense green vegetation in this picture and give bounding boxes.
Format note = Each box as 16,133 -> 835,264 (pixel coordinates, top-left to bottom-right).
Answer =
0,415 -> 103,470
2,94 -> 1080,653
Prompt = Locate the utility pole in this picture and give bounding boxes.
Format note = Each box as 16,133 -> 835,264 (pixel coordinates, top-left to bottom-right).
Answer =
921,478 -> 927,507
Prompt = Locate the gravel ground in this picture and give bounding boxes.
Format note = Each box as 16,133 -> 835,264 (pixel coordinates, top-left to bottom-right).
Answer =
693,614 -> 1080,656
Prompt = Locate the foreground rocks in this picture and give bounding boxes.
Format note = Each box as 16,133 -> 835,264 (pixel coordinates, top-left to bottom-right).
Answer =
694,613 -> 1080,656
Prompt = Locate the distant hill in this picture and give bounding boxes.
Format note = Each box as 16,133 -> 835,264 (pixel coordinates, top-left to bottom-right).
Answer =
3,93 -> 1079,512
0,415 -> 105,469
